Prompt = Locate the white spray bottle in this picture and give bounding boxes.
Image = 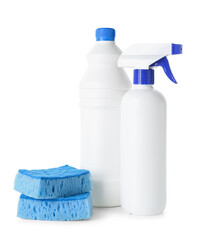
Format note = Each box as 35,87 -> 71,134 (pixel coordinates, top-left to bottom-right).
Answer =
118,43 -> 182,215
80,28 -> 131,207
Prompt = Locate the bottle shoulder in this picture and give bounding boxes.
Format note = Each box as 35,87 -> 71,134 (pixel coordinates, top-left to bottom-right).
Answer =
80,42 -> 131,90
87,42 -> 122,66
122,87 -> 166,105
88,42 -> 122,56
80,68 -> 131,90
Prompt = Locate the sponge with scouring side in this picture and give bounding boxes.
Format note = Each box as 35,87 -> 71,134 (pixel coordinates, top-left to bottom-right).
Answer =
17,192 -> 92,221
14,165 -> 91,199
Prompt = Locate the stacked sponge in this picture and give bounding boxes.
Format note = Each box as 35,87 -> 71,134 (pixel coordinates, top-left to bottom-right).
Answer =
14,165 -> 92,221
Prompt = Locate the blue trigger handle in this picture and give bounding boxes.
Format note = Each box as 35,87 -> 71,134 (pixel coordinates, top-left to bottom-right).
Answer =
150,57 -> 177,84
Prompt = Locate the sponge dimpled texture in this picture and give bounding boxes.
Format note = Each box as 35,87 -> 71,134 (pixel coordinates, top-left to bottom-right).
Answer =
14,165 -> 91,199
17,193 -> 92,221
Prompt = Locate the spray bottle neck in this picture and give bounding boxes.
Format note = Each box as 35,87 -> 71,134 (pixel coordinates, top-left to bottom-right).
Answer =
133,69 -> 154,85
133,85 -> 153,89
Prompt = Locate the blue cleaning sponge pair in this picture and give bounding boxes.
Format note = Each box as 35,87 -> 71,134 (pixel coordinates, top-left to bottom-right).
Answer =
14,165 -> 92,221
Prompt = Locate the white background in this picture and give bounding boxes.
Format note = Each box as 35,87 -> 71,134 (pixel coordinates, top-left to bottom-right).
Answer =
0,0 -> 197,239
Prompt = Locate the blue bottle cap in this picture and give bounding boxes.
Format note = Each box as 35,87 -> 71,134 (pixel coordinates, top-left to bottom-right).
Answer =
96,28 -> 115,41
133,69 -> 154,85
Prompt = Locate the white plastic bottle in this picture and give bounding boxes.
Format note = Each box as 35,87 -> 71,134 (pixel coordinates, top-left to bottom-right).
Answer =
80,28 -> 131,207
118,43 -> 182,215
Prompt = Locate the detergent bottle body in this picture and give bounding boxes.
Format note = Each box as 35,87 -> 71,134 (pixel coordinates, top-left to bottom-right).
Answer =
80,28 -> 131,207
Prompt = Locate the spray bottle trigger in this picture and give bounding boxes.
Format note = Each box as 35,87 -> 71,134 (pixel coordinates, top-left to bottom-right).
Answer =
150,57 -> 177,84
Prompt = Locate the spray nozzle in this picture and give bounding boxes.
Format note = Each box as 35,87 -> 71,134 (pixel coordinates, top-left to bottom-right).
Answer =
118,43 -> 182,85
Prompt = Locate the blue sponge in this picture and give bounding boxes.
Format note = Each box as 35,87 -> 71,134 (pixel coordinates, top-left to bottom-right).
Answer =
14,165 -> 91,199
17,193 -> 92,221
